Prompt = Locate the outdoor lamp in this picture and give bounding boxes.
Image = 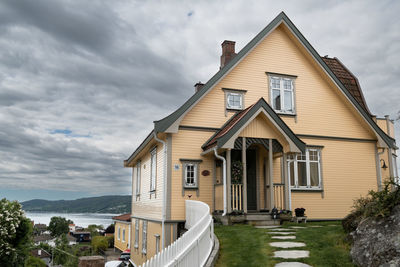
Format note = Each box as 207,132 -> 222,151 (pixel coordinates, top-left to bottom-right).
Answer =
380,159 -> 388,170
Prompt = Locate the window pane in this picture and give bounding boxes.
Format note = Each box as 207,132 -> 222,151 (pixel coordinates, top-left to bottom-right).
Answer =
310,162 -> 319,187
298,162 -> 307,186
289,161 -> 295,186
227,93 -> 242,109
283,79 -> 292,89
271,78 -> 280,88
272,89 -> 281,110
284,90 -> 292,111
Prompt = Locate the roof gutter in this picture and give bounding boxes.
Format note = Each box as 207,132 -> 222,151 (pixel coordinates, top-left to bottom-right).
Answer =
214,148 -> 227,216
153,131 -> 167,249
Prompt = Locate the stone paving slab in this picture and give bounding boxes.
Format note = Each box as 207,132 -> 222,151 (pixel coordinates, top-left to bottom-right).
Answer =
309,225 -> 323,228
271,235 -> 296,240
268,232 -> 296,235
290,226 -> 306,229
255,225 -> 281,229
270,242 -> 306,248
275,262 -> 312,267
274,250 -> 310,259
269,228 -> 295,231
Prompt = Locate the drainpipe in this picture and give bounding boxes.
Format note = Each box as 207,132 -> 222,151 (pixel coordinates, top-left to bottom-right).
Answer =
375,147 -> 385,191
214,148 -> 227,216
153,132 -> 167,249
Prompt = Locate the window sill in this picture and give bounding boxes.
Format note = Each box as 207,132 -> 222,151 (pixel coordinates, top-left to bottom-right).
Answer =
291,187 -> 323,192
276,112 -> 296,117
226,108 -> 243,112
184,186 -> 198,190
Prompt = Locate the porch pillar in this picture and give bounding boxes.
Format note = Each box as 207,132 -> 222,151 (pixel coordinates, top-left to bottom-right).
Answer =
269,139 -> 274,211
242,137 -> 248,213
226,149 -> 232,213
283,153 -> 291,210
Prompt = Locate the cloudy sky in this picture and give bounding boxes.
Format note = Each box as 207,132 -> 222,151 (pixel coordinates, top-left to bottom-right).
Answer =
0,0 -> 399,202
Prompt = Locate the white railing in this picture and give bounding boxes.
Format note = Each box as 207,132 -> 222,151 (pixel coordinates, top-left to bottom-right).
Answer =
140,200 -> 214,267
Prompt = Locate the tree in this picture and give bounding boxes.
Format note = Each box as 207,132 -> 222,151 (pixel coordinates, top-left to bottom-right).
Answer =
105,224 -> 115,234
87,224 -> 103,237
25,256 -> 46,267
48,217 -> 73,237
0,198 -> 32,266
91,236 -> 108,253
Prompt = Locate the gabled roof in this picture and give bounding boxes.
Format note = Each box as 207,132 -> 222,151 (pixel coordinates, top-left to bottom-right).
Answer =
202,98 -> 306,152
322,56 -> 372,115
153,11 -> 396,149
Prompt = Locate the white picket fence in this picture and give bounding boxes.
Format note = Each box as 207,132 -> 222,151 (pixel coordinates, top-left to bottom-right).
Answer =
140,200 -> 214,267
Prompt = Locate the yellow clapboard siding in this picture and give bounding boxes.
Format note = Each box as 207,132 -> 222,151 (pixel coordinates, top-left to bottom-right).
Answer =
131,220 -> 162,266
114,221 -> 130,252
180,24 -> 376,141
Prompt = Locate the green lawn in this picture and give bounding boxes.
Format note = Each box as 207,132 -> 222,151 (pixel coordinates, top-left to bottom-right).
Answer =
214,221 -> 355,267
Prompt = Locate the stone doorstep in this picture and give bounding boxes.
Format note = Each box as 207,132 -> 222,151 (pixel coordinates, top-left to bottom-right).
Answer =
271,235 -> 296,240
275,262 -> 312,267
274,250 -> 310,259
268,232 -> 296,235
270,242 -> 306,248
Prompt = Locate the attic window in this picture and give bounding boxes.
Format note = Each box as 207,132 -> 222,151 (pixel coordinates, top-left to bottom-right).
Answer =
223,88 -> 246,111
267,73 -> 296,114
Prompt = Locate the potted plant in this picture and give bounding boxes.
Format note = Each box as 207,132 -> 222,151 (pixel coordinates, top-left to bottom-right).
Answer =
278,210 -> 293,222
295,208 -> 306,217
229,210 -> 245,223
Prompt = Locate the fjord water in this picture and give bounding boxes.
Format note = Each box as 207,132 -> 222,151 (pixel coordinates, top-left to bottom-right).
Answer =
25,212 -> 117,228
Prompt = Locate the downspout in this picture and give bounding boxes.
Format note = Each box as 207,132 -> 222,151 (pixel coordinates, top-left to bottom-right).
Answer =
153,132 -> 167,249
214,148 -> 227,216
375,147 -> 385,191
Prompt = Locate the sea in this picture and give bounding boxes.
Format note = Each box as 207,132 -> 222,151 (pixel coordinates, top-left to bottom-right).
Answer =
25,212 -> 118,228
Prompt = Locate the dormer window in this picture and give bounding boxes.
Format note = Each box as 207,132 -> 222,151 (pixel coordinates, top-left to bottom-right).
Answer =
267,73 -> 296,114
223,88 -> 246,111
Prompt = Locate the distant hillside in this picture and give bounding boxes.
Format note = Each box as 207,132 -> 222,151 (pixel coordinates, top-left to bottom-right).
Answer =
21,195 -> 131,213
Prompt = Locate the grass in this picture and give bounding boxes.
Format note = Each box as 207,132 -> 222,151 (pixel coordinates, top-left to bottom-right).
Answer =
214,221 -> 355,267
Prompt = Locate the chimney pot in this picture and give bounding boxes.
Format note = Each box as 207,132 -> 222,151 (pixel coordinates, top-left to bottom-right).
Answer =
194,82 -> 204,93
220,40 -> 236,69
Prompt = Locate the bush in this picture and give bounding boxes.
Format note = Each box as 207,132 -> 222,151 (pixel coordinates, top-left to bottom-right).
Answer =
25,256 -> 46,267
343,179 -> 400,233
91,236 -> 108,253
106,235 -> 114,248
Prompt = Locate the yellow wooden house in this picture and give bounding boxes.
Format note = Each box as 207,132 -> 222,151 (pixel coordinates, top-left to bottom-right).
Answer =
124,12 -> 398,265
113,213 -> 131,252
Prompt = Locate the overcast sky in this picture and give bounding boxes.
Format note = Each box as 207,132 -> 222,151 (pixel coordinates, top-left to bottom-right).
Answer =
0,0 -> 399,202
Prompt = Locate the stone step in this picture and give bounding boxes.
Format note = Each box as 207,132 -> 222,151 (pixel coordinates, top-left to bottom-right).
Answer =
246,214 -> 273,220
275,262 -> 312,267
248,220 -> 279,226
274,250 -> 310,259
270,242 -> 306,248
268,232 -> 296,235
271,235 -> 296,240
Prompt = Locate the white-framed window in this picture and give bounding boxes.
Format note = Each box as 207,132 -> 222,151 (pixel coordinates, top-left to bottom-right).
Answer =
150,148 -> 157,192
184,163 -> 198,188
270,76 -> 295,114
287,148 -> 322,189
392,153 -> 399,184
135,161 -> 141,196
155,234 -> 160,254
226,92 -> 243,110
134,219 -> 139,249
117,227 -> 121,240
122,229 -> 125,242
142,221 -> 147,255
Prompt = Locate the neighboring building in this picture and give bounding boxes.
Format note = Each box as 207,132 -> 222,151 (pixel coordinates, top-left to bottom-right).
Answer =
33,223 -> 48,235
30,249 -> 52,266
124,12 -> 398,265
33,234 -> 55,247
113,213 -> 131,252
66,234 -> 77,246
68,223 -> 76,232
70,231 -> 91,242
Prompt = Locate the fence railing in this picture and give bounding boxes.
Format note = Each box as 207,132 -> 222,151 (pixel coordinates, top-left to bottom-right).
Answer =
231,184 -> 243,211
140,200 -> 214,267
273,183 -> 285,210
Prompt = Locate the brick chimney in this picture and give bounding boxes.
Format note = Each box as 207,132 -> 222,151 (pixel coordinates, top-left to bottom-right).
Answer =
220,40 -> 236,69
194,82 -> 204,92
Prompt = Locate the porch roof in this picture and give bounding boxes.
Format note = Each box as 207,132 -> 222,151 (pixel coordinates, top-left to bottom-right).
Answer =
202,98 -> 306,152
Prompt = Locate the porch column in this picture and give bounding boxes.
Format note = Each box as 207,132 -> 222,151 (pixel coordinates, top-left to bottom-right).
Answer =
283,153 -> 291,210
226,149 -> 232,213
242,137 -> 248,213
269,139 -> 274,211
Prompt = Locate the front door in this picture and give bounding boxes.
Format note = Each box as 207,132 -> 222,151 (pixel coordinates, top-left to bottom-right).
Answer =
247,149 -> 257,210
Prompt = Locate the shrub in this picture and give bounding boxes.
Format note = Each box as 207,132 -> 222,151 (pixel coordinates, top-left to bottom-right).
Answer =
343,179 -> 400,233
25,256 -> 46,267
91,236 -> 108,253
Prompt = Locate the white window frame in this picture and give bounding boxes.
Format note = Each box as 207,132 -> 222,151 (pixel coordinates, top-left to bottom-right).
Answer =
392,153 -> 399,184
226,92 -> 243,110
184,163 -> 198,188
269,76 -> 295,114
117,227 -> 121,240
122,228 -> 125,242
142,221 -> 147,255
134,219 -> 139,249
150,148 -> 157,192
135,161 -> 141,196
287,148 -> 322,189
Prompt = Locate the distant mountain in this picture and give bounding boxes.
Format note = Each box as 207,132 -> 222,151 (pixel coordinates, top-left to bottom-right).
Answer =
21,195 -> 131,213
